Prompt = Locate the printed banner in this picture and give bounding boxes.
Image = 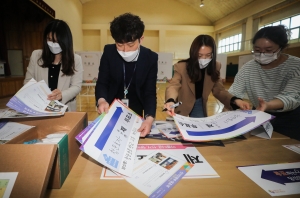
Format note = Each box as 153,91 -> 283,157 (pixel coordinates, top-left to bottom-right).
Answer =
173,110 -> 274,141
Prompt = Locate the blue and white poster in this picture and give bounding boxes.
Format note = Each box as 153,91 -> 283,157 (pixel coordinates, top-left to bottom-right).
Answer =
238,162 -> 300,196
81,99 -> 142,177
173,110 -> 273,141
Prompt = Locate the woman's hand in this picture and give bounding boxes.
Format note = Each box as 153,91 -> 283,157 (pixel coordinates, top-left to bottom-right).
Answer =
163,102 -> 175,116
256,97 -> 268,111
235,99 -> 251,110
48,89 -> 62,101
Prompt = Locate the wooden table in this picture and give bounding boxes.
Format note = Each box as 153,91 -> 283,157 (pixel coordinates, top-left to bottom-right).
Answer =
46,136 -> 300,198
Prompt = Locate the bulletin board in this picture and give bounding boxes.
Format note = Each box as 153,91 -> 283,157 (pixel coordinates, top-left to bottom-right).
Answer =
76,51 -> 102,82
157,52 -> 173,82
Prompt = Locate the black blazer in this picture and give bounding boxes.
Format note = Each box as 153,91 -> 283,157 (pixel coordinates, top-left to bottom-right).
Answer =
95,44 -> 158,117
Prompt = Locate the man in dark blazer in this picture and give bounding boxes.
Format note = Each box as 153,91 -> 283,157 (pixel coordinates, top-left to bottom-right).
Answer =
95,13 -> 158,136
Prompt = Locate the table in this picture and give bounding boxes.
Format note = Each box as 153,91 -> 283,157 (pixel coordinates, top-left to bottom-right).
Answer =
78,83 -> 96,111
46,133 -> 300,198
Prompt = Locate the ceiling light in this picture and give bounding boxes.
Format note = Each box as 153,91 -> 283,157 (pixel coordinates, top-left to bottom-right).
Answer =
200,0 -> 204,7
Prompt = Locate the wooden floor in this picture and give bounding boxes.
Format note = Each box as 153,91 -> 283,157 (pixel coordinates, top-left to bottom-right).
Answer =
0,82 -> 234,121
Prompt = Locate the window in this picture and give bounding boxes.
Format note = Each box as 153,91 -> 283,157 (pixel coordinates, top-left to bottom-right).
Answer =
261,14 -> 300,41
218,33 -> 242,53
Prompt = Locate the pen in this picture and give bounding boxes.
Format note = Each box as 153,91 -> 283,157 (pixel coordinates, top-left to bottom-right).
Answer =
162,101 -> 182,112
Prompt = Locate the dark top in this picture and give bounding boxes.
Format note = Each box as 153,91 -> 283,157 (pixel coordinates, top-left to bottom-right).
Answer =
195,68 -> 206,99
95,44 -> 158,118
116,61 -> 143,115
48,63 -> 61,91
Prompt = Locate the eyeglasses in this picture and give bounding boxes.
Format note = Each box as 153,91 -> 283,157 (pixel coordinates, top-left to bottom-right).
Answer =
251,48 -> 281,57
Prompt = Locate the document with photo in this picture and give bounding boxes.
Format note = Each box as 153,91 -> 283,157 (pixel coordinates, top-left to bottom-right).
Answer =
101,143 -> 219,179
81,99 -> 142,177
124,150 -> 193,197
6,79 -> 67,116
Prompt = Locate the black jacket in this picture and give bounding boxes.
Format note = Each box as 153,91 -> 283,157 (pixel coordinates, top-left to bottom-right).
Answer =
95,44 -> 158,117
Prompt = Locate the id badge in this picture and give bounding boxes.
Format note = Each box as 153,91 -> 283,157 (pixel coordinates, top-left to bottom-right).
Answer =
122,98 -> 129,107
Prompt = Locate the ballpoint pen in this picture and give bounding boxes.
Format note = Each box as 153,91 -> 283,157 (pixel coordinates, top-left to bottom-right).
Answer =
162,101 -> 182,112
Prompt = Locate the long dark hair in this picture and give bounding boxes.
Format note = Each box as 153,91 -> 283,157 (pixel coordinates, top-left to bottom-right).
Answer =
39,19 -> 75,76
180,35 -> 219,83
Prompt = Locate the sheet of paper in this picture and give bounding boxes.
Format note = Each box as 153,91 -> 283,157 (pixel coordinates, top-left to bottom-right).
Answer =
155,121 -> 181,139
124,150 -> 193,197
283,144 -> 300,154
238,162 -> 300,196
81,99 -> 142,177
173,110 -> 274,141
101,143 -> 219,179
6,79 -> 67,116
0,172 -> 18,198
0,121 -> 34,140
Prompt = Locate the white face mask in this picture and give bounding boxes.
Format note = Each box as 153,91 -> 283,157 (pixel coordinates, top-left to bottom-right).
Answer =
253,49 -> 280,65
198,58 -> 212,69
117,47 -> 140,62
47,41 -> 62,54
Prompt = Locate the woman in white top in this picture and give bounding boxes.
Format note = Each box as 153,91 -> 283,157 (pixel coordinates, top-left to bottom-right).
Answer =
229,25 -> 300,140
24,19 -> 83,111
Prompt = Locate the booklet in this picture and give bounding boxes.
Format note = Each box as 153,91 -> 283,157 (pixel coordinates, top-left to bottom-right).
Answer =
6,79 -> 67,117
173,110 -> 274,141
124,150 -> 193,198
80,99 -> 142,177
101,143 -> 219,180
238,162 -> 300,196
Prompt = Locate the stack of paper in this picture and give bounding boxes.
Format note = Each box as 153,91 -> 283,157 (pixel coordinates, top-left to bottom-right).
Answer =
0,121 -> 34,144
5,79 -> 67,117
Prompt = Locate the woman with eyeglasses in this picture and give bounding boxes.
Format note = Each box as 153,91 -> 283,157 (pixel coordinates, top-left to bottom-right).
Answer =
164,34 -> 250,118
228,25 -> 300,140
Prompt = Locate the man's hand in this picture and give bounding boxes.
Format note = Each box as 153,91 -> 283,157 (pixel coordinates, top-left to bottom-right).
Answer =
138,116 -> 154,137
97,98 -> 109,114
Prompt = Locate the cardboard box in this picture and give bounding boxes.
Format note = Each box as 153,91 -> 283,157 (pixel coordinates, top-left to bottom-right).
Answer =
0,144 -> 57,198
0,112 -> 87,196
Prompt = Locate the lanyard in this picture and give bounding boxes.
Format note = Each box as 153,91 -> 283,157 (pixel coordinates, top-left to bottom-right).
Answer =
123,63 -> 137,98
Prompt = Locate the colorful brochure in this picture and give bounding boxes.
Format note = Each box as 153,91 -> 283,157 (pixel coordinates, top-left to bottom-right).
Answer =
6,79 -> 67,116
173,110 -> 274,141
124,150 -> 193,197
80,99 -> 142,177
238,162 -> 300,196
101,143 -> 219,179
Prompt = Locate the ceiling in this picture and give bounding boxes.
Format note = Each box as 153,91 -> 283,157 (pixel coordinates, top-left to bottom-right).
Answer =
79,0 -> 255,23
